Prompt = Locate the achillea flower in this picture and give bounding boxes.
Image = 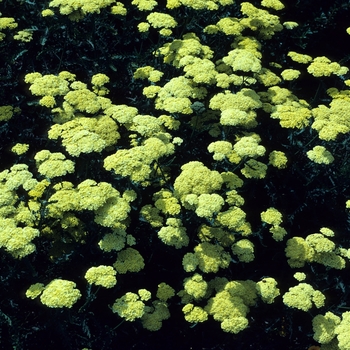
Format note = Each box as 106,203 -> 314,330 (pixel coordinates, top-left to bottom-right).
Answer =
11,143 -> 29,155
147,12 -> 177,29
182,304 -> 208,323
256,277 -> 280,304
261,0 -> 285,10
14,30 -> 33,42
158,218 -> 189,249
183,273 -> 208,299
287,51 -> 313,64
113,248 -> 145,274
283,283 -> 325,311
307,56 -> 349,77
131,0 -> 157,11
268,150 -> 288,169
85,265 -> 117,288
281,69 -> 301,81
223,49 -> 262,73
39,279 -> 81,308
34,150 -> 75,178
231,239 -> 255,263
112,292 -> 146,321
306,146 -> 334,164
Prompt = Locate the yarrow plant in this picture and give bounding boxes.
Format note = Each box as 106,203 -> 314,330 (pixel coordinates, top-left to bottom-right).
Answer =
1,0 -> 350,349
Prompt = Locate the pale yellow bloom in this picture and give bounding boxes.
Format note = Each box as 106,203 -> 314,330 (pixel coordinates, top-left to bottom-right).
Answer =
40,279 -> 81,308
34,150 -> 75,178
281,69 -> 301,80
112,292 -> 146,321
261,0 -> 285,10
307,146 -> 334,164
283,283 -> 325,311
14,30 -> 33,42
11,143 -> 29,155
256,277 -> 280,304
85,265 -> 117,288
132,0 -> 158,11
268,150 -> 288,169
158,218 -> 189,249
111,2 -> 127,15
147,12 -> 177,29
183,304 -> 208,323
113,248 -> 145,274
287,51 -> 312,64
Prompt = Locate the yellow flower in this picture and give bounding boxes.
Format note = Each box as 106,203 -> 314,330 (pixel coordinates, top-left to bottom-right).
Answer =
0,17 -> 18,30
256,277 -> 280,304
193,242 -> 231,273
233,135 -> 266,158
216,206 -> 251,234
173,161 -> 223,202
34,150 -> 75,178
283,21 -> 299,29
147,12 -> 177,29
307,56 -> 349,77
241,159 -> 267,179
182,304 -> 208,323
256,68 -> 281,87
207,141 -> 233,161
157,218 -> 189,249
287,51 -> 313,64
48,116 -> 120,157
312,312 -> 340,344
270,102 -> 312,129
231,239 -> 254,263
26,73 -> 70,96
269,225 -> 287,241
153,189 -> 181,216
26,283 -> 45,299
13,30 -> 33,42
85,265 -> 117,288
40,279 -> 81,308
179,56 -> 217,84
98,230 -> 126,252
0,105 -> 18,122
11,143 -> 29,155
283,283 -> 325,311
39,96 -> 56,108
261,207 -> 283,226
131,0 -> 157,11
205,289 -> 249,333
113,248 -> 145,274
156,283 -> 175,301
281,69 -> 301,80
261,0 -> 285,10
183,273 -> 208,299
215,17 -> 244,36
112,292 -> 146,321
166,0 -> 181,9
110,2 -> 127,15
223,49 -> 261,73
195,193 -> 225,218
307,146 -> 334,164
268,150 -> 288,169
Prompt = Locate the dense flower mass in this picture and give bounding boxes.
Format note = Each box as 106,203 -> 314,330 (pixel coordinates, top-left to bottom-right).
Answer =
2,0 -> 350,349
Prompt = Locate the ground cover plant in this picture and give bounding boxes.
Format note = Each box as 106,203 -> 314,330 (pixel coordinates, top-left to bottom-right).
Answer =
1,0 -> 350,349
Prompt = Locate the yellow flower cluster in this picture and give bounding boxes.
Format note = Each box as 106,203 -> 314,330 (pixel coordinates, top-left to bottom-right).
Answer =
306,145 -> 334,164
282,282 -> 325,311
285,228 -> 349,269
261,207 -> 287,241
85,265 -> 117,288
27,279 -> 81,308
312,311 -> 350,350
